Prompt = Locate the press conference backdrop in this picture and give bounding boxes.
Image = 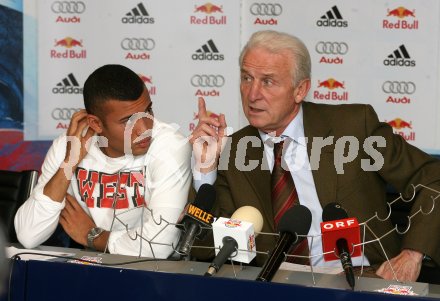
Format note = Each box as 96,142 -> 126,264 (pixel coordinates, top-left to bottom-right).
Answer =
17,0 -> 440,154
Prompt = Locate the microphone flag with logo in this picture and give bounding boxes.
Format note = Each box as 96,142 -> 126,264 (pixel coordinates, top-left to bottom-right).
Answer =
321,202 -> 361,290
175,183 -> 216,257
205,206 -> 263,276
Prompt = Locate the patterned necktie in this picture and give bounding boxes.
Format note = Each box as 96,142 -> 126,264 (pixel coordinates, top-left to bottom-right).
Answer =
271,140 -> 297,226
271,140 -> 310,264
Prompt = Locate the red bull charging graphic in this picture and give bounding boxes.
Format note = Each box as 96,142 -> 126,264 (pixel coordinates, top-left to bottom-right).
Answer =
383,6 -> 418,29
387,118 -> 415,141
189,111 -> 220,131
191,2 -> 226,25
138,74 -> 157,96
314,78 -> 348,101
51,36 -> 86,59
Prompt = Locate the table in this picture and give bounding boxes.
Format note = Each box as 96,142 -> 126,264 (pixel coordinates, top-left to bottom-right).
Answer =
2,246 -> 440,301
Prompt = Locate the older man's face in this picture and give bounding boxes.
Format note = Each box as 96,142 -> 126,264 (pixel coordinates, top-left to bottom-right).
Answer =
240,47 -> 304,136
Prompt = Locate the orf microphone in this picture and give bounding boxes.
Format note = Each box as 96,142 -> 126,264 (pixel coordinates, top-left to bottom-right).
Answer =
205,206 -> 263,276
321,202 -> 360,290
175,184 -> 216,258
256,205 -> 312,282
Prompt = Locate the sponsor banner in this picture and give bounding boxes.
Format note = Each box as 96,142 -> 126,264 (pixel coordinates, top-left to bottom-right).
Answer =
22,0 -> 440,153
28,0 -> 241,139
241,0 -> 440,151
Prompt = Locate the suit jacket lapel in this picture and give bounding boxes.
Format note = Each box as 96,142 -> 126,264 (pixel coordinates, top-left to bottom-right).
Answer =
302,102 -> 337,208
240,127 -> 274,231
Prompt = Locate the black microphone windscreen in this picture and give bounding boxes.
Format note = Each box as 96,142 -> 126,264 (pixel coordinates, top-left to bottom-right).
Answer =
277,205 -> 312,236
322,202 -> 348,222
193,184 -> 216,211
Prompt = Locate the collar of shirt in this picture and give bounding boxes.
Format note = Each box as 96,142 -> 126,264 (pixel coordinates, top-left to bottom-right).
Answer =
258,104 -> 306,147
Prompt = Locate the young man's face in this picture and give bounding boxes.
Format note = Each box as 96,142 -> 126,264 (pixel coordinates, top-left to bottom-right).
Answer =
93,88 -> 154,158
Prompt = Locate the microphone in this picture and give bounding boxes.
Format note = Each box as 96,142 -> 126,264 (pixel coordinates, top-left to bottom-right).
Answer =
175,184 -> 216,258
205,206 -> 263,276
256,205 -> 312,282
321,202 -> 361,290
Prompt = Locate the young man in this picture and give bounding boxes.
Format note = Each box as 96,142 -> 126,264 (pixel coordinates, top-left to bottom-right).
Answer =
190,30 -> 440,281
15,64 -> 192,258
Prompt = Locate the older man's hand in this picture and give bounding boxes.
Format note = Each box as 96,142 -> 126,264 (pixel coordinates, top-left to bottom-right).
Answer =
376,249 -> 423,282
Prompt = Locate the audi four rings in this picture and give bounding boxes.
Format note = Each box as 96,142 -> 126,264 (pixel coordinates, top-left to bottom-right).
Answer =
121,38 -> 155,51
382,81 -> 416,94
315,42 -> 349,55
51,1 -> 86,14
250,3 -> 282,16
191,75 -> 225,87
51,108 -> 82,120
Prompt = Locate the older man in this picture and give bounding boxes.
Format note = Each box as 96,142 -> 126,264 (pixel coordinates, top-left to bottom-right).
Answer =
190,30 -> 440,281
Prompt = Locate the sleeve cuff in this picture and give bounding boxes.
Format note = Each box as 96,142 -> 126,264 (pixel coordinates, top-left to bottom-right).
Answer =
193,169 -> 217,191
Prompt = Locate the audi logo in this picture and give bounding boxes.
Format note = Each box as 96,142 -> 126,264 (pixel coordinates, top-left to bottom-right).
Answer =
51,1 -> 86,14
51,108 -> 82,120
315,41 -> 348,55
121,38 -> 155,51
382,81 -> 416,95
250,3 -> 282,16
191,75 -> 225,87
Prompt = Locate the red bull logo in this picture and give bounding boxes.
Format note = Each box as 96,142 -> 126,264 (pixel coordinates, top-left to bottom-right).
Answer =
224,219 -> 242,228
194,3 -> 223,14
387,7 -> 415,18
138,74 -> 153,84
138,74 -> 156,96
191,3 -> 226,25
51,37 -> 86,59
387,118 -> 415,141
193,111 -> 220,120
247,234 -> 256,250
314,78 -> 348,101
387,118 -> 412,130
54,37 -> 83,48
317,78 -> 345,90
383,7 -> 418,29
376,285 -> 416,296
190,111 -> 220,131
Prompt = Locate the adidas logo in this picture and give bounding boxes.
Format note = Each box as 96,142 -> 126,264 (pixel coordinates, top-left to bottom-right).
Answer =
122,2 -> 154,24
383,45 -> 415,67
192,39 -> 224,61
52,73 -> 83,94
316,5 -> 348,27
